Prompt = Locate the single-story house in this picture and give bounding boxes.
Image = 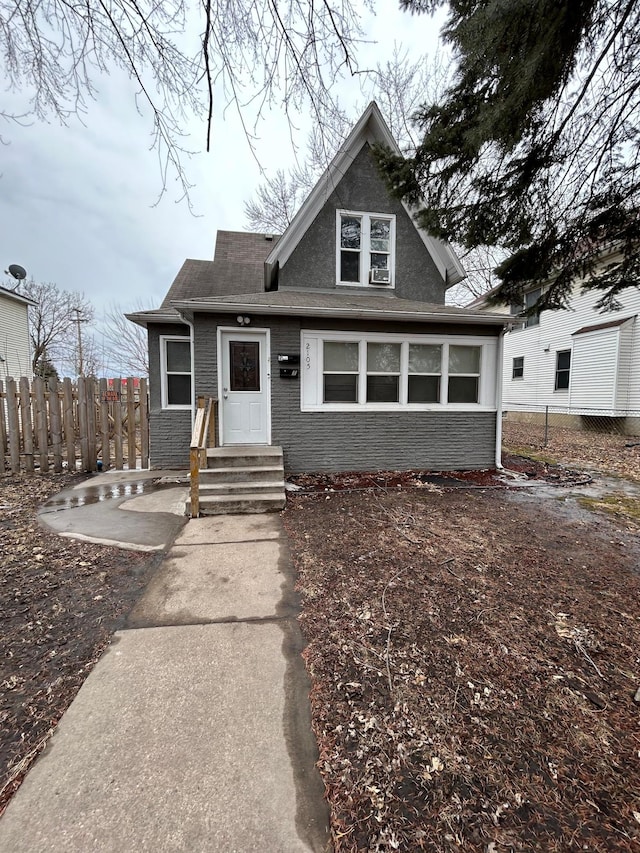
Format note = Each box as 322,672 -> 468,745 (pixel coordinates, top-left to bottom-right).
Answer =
129,103 -> 510,487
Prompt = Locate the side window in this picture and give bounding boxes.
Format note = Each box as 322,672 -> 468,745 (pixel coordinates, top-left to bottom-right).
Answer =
162,337 -> 192,408
512,356 -> 524,379
523,288 -> 541,328
555,350 -> 571,390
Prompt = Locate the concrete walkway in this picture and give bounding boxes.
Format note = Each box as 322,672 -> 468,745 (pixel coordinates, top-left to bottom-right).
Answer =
0,480 -> 330,852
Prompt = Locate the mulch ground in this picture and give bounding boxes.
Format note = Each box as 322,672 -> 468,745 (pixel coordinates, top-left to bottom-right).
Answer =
0,472 -> 162,816
284,485 -> 640,852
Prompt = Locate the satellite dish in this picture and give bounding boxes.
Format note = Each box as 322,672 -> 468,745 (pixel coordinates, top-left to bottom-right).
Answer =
6,264 -> 27,280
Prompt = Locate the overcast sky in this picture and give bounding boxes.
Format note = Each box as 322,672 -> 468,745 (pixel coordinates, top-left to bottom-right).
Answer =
1,2 -> 446,372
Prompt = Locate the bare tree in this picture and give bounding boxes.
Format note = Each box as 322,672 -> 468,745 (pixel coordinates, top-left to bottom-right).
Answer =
15,280 -> 94,376
244,50 -> 502,303
2,0 -> 369,200
100,302 -> 150,377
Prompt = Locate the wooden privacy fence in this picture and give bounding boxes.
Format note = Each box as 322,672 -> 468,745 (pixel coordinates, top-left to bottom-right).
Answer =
0,376 -> 149,474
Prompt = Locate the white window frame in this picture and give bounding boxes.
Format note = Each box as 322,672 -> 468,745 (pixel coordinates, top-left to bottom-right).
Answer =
512,356 -> 524,379
301,330 -> 497,412
160,335 -> 192,410
554,349 -> 571,392
336,210 -> 396,289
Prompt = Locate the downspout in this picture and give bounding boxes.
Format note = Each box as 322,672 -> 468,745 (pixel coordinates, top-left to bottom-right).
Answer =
494,327 -> 506,469
176,309 -> 196,432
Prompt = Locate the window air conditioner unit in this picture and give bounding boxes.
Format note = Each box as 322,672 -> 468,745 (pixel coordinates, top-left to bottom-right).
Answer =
370,268 -> 391,284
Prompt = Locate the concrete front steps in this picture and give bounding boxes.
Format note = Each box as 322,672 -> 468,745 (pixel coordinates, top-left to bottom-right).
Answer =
187,445 -> 286,516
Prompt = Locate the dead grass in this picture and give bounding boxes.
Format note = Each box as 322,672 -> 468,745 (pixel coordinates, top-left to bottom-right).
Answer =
502,421 -> 640,482
286,488 -> 640,852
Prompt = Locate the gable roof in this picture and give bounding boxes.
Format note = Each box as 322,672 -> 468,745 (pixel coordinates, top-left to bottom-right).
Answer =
161,232 -> 280,307
264,102 -> 466,289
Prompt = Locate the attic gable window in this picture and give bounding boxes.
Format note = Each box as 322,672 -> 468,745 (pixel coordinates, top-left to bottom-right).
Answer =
337,211 -> 395,288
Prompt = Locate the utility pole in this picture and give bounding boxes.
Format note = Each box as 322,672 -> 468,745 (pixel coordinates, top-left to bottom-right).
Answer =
72,307 -> 85,376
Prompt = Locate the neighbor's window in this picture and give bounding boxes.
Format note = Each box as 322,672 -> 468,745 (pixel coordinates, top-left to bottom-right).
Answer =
448,345 -> 480,403
555,350 -> 571,390
512,356 -> 524,379
161,336 -> 192,408
408,344 -> 441,403
323,341 -> 359,402
367,342 -> 401,402
338,211 -> 395,287
523,287 -> 542,328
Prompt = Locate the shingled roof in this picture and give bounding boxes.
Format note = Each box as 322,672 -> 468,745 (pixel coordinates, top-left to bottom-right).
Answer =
172,289 -> 511,327
160,231 -> 280,307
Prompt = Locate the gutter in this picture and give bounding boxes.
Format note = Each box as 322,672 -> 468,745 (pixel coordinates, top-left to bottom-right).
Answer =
175,308 -> 197,432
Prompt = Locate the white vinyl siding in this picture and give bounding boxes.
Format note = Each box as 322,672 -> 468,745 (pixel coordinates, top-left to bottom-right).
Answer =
0,295 -> 32,380
501,281 -> 640,415
301,330 -> 498,412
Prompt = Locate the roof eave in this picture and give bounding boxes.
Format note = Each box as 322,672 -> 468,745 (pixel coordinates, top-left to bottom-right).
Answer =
171,299 -> 511,327
125,311 -> 187,329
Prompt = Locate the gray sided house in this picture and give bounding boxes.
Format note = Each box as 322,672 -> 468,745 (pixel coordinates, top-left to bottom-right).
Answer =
129,103 -> 509,476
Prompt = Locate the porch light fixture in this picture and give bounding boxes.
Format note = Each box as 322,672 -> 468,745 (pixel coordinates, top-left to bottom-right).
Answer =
236,315 -> 251,326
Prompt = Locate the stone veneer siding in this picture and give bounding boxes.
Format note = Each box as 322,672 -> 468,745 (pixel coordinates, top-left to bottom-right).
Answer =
192,312 -> 498,473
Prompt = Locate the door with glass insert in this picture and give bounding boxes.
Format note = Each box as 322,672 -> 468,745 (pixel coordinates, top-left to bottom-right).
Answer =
220,331 -> 269,444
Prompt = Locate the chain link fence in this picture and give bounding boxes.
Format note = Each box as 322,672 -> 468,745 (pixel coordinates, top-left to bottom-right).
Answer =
501,403 -> 640,480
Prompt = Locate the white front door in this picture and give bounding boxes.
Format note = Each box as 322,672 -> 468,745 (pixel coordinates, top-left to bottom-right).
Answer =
219,329 -> 270,445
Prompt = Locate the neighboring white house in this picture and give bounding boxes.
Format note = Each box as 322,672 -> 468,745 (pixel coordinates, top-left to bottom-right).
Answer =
0,285 -> 36,381
469,259 -> 640,434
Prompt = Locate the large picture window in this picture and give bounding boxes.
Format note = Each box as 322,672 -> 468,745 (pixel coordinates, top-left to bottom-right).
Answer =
161,336 -> 192,408
303,332 -> 496,411
337,211 -> 395,288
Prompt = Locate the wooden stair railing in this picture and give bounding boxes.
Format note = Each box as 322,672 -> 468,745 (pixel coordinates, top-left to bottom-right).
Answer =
189,396 -> 218,518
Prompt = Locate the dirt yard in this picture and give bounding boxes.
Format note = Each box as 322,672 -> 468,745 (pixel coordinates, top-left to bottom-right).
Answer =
285,483 -> 640,852
503,420 -> 640,482
0,473 -> 161,816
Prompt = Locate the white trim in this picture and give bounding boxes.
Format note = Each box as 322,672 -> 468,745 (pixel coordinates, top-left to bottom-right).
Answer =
300,329 -> 498,413
495,329 -> 505,468
217,326 -> 271,446
159,334 -> 192,410
335,210 -> 396,289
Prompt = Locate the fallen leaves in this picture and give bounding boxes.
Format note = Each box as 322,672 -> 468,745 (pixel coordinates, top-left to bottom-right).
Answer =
0,472 -> 161,816
286,487 -> 640,852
